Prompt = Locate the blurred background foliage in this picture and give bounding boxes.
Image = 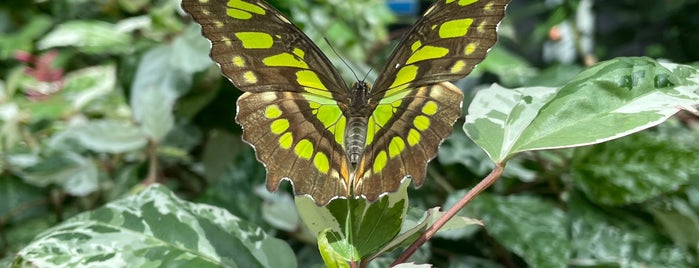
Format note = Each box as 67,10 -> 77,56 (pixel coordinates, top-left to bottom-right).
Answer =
1,0 -> 699,267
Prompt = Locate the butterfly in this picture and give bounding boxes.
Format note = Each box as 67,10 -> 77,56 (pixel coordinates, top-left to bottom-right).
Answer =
181,0 -> 508,205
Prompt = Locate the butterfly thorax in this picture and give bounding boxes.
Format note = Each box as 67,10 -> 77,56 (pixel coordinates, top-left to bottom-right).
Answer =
345,81 -> 372,165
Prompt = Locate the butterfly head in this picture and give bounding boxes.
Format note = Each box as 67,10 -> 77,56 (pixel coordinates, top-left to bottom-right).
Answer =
349,81 -> 372,116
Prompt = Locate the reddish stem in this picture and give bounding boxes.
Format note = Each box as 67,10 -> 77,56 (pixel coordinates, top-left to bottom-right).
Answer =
391,163 -> 505,265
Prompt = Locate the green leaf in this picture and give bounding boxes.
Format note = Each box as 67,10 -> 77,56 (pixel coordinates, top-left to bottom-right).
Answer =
371,206 -> 482,260
130,44 -> 192,141
133,87 -> 175,142
171,24 -> 214,74
473,46 -> 538,87
571,122 -> 699,205
37,20 -> 133,54
650,197 -> 699,251
468,193 -> 570,268
0,15 -> 53,59
65,119 -> 148,153
61,64 -> 117,110
17,151 -> 98,196
569,193 -> 692,267
392,263 -> 432,268
296,179 -> 409,262
318,229 -> 351,268
0,175 -> 47,224
465,57 -> 699,162
14,184 -> 296,268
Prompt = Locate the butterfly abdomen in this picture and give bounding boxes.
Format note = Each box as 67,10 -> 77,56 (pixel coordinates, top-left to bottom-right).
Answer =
345,117 -> 368,164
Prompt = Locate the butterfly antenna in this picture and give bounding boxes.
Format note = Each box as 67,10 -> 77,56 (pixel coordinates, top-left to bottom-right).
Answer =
362,66 -> 374,83
324,37 -> 361,82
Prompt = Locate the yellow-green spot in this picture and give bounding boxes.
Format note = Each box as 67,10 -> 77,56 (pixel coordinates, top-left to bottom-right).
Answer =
214,20 -> 224,28
477,21 -> 487,33
388,65 -> 419,91
279,132 -> 293,149
295,139 -> 314,159
391,99 -> 403,108
333,117 -> 346,145
457,0 -> 478,6
309,101 -> 321,109
316,105 -> 343,129
304,88 -> 332,99
413,115 -> 430,131
265,105 -> 282,119
373,104 -> 394,128
263,53 -> 309,68
270,119 -> 289,134
293,48 -> 305,58
297,70 -> 329,94
439,18 -> 473,39
450,60 -> 466,73
384,84 -> 409,98
407,129 -> 421,146
232,56 -> 245,67
465,43 -> 477,55
222,36 -> 232,46
422,101 -> 438,115
373,151 -> 388,173
411,40 -> 422,52
313,152 -> 330,174
388,137 -> 406,159
380,90 -> 410,104
235,32 -> 274,49
243,71 -> 257,83
303,93 -> 337,105
406,45 -> 449,64
366,119 -> 376,145
226,0 -> 265,19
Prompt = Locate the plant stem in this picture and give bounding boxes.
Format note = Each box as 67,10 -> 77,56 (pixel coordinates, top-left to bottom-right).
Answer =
144,141 -> 159,185
391,163 -> 505,265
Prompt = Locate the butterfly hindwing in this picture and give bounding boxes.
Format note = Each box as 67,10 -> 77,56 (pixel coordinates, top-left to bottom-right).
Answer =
236,92 -> 352,203
354,82 -> 463,200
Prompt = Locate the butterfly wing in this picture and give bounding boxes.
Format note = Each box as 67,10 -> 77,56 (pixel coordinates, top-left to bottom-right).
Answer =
182,0 -> 354,205
354,0 -> 509,200
372,0 -> 509,97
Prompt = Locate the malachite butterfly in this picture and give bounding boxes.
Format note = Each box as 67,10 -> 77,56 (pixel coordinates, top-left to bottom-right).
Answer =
182,0 -> 508,205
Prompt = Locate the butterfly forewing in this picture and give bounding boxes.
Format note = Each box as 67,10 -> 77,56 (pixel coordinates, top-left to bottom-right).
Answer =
182,0 -> 350,99
183,0 -> 356,205
371,0 -> 508,99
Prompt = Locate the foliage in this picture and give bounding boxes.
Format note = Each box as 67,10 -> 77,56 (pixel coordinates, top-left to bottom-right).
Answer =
1,0 -> 699,267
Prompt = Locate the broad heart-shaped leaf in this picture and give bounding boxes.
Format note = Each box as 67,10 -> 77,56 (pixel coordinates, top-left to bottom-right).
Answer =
13,184 -> 296,268
296,179 -> 410,263
571,121 -> 699,205
465,57 -> 699,162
